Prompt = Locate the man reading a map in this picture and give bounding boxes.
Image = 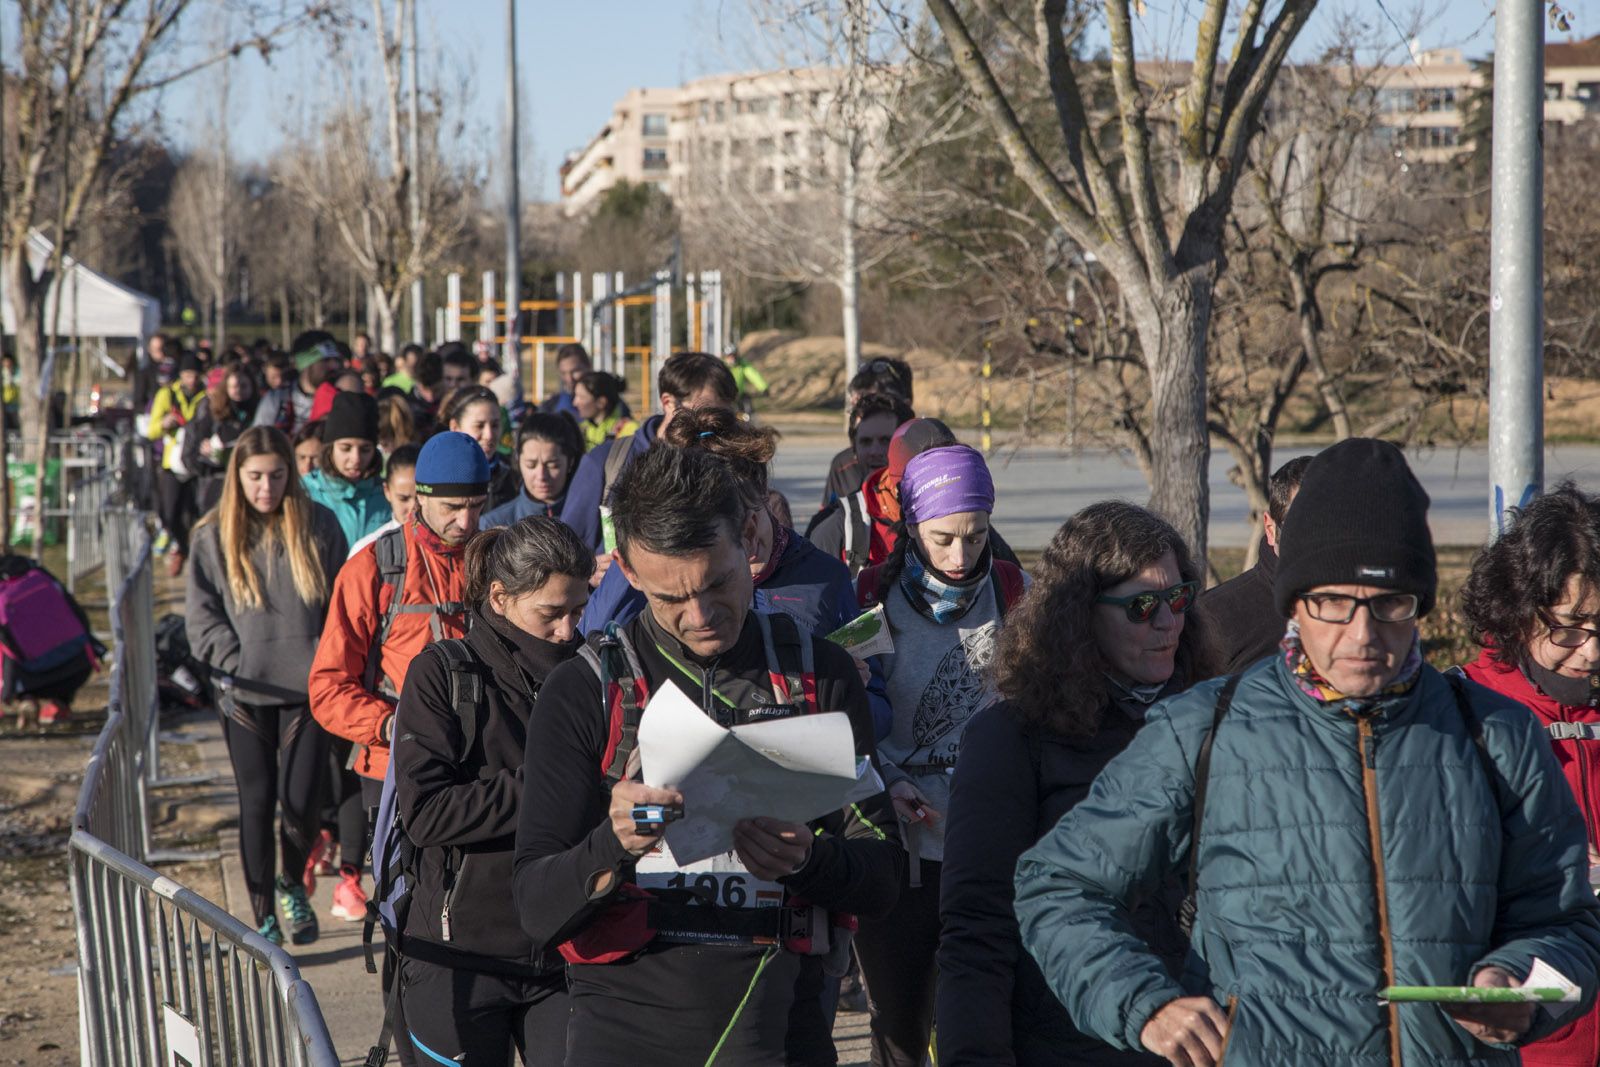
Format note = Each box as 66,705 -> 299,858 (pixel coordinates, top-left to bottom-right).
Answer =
512,444 -> 901,1067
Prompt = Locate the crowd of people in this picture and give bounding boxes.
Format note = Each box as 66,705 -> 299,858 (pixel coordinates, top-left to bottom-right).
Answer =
157,329 -> 1600,1067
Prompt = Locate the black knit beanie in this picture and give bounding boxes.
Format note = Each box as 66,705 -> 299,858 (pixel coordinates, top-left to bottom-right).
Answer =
322,391 -> 379,444
1273,438 -> 1436,618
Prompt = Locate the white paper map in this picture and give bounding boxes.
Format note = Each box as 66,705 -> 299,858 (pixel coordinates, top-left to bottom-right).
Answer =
638,681 -> 871,865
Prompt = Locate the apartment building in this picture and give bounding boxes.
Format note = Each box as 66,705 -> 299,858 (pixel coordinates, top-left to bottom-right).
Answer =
560,38 -> 1600,215
559,67 -> 867,216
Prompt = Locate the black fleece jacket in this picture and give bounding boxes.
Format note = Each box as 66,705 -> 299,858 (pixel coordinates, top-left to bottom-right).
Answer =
1192,536 -> 1284,676
936,702 -> 1176,1067
393,605 -> 577,971
512,608 -> 902,1067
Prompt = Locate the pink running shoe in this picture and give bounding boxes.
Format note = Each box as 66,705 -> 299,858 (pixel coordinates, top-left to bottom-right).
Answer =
330,865 -> 368,922
303,829 -> 334,894
38,701 -> 69,725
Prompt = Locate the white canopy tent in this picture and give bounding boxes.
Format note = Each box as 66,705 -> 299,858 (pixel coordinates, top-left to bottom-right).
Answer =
1,231 -> 160,375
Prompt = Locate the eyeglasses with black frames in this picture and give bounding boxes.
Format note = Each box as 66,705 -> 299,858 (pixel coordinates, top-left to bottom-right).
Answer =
1298,592 -> 1420,625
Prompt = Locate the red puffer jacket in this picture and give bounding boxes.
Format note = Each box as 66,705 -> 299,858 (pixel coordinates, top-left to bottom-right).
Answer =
1464,648 -> 1600,1067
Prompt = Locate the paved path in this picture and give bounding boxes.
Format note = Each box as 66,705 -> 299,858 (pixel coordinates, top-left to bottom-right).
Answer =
197,733 -> 874,1065
771,440 -> 1600,549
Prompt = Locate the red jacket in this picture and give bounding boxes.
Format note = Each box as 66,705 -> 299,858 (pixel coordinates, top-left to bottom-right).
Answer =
1463,648 -> 1600,1067
308,518 -> 468,780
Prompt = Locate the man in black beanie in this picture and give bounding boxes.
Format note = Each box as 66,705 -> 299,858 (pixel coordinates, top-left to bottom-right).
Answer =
1006,437 -> 1600,1067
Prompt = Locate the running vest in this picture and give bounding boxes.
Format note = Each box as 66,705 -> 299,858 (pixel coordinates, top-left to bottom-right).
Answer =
560,613 -> 838,964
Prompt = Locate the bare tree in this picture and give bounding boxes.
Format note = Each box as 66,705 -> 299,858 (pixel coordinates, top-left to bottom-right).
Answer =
278,0 -> 470,355
3,0 -> 332,507
684,0 -> 934,380
166,149 -> 244,346
918,0 -> 1317,556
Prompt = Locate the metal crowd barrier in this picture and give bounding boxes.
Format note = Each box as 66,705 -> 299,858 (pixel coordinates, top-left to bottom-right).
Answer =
6,428 -> 132,591
68,513 -> 339,1067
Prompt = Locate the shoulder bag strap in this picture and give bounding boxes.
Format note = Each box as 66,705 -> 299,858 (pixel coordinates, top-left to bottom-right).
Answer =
1178,673 -> 1241,939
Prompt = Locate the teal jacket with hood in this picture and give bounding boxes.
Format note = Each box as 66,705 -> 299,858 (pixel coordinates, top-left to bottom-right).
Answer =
301,468 -> 389,548
1014,654 -> 1600,1066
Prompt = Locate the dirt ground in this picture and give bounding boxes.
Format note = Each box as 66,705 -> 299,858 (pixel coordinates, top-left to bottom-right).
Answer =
0,571 -> 226,1067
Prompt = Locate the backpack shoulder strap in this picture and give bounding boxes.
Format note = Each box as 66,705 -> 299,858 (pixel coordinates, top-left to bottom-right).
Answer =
990,560 -> 1026,617
1178,673 -> 1241,938
435,637 -> 485,763
843,492 -> 870,575
1446,670 -> 1508,814
755,611 -> 818,714
601,434 -> 635,504
583,624 -> 650,788
364,526 -> 410,695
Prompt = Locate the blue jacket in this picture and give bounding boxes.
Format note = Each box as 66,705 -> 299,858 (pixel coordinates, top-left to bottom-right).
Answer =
481,491 -> 564,531
559,414 -> 662,552
301,469 -> 390,547
1014,656 -> 1600,1067
579,529 -> 893,738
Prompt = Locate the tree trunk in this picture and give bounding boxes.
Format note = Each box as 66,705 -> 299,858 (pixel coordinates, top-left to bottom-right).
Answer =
5,249 -> 50,541
1288,267 -> 1352,439
1134,272 -> 1213,562
373,287 -> 399,357
840,143 -> 861,396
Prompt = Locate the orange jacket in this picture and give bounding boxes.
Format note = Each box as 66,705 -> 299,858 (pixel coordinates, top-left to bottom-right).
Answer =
308,518 -> 468,780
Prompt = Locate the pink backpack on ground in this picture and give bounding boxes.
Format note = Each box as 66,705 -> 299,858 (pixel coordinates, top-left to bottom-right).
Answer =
0,565 -> 96,676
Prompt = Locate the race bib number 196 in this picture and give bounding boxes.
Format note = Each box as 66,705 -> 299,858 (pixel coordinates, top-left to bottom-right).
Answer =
634,843 -> 786,911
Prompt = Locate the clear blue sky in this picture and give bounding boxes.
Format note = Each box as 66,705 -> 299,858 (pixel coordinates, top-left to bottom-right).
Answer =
164,0 -> 1526,203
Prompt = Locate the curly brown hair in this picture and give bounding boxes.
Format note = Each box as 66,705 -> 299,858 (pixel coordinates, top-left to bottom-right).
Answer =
991,501 -> 1212,737
1461,482 -> 1600,664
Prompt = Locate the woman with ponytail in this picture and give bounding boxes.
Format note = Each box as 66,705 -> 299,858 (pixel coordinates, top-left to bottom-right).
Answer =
578,406 -> 863,650
186,426 -> 348,946
391,517 -> 593,1065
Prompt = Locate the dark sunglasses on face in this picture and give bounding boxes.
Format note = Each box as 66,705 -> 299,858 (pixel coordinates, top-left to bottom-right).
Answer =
1096,580 -> 1201,623
1298,592 -> 1420,624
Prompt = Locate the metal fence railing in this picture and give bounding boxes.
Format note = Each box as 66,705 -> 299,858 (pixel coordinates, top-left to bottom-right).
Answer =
68,511 -> 339,1067
7,428 -> 141,591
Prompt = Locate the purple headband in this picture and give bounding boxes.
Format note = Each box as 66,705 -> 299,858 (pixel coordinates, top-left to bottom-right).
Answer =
900,445 -> 995,524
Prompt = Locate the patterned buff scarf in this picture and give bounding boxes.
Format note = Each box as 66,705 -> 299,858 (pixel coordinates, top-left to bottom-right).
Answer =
899,543 -> 991,624
1280,619 -> 1423,705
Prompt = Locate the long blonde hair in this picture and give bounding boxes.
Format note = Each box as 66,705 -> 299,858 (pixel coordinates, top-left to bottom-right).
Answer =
195,426 -> 330,610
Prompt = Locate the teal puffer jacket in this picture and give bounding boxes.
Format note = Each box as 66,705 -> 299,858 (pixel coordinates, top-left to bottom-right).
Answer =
1014,656 -> 1600,1066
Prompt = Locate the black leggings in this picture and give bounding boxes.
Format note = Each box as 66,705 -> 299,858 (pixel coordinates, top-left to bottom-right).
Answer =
400,956 -> 569,1066
157,469 -> 199,556
853,856 -> 941,1067
222,703 -> 329,922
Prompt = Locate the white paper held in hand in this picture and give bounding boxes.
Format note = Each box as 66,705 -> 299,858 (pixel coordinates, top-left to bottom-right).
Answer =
637,681 -> 867,865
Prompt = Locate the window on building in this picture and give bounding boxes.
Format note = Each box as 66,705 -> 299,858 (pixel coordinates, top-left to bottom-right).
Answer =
756,136 -> 775,156
1577,82 -> 1600,102
782,93 -> 800,118
1423,87 -> 1456,111
753,166 -> 774,192
643,147 -> 668,170
810,90 -> 824,112
1378,88 -> 1415,112
748,97 -> 770,114
714,100 -> 726,122
783,166 -> 802,191
1546,82 -> 1564,101
810,131 -> 827,157
699,101 -> 710,122
642,113 -> 669,137
782,131 -> 799,155
735,98 -> 749,115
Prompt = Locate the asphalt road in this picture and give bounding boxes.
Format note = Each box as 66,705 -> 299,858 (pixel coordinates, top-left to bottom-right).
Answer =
771,441 -> 1600,550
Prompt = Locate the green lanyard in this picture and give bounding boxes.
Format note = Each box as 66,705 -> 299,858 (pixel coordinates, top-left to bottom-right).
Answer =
651,640 -> 742,711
